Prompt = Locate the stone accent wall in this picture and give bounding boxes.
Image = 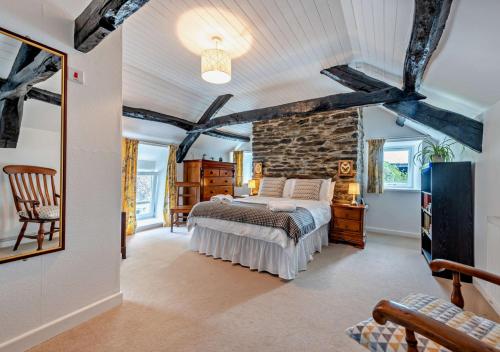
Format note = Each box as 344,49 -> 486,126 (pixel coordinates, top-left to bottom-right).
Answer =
252,108 -> 363,203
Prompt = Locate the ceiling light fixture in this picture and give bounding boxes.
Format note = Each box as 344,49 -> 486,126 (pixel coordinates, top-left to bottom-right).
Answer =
201,36 -> 231,84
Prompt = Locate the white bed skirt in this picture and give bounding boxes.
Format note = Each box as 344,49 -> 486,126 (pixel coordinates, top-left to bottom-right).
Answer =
189,224 -> 329,280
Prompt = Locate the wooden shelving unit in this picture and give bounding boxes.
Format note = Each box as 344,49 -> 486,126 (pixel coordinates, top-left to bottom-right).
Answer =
420,162 -> 474,282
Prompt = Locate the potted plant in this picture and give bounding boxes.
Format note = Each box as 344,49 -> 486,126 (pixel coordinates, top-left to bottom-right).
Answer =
414,138 -> 456,166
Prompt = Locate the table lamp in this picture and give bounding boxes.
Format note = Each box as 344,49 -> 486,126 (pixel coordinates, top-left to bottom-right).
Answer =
348,182 -> 360,206
248,179 -> 257,196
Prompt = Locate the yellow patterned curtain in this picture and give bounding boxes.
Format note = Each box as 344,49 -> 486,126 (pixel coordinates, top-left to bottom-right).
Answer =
367,139 -> 385,194
121,138 -> 139,236
233,150 -> 244,187
163,145 -> 178,226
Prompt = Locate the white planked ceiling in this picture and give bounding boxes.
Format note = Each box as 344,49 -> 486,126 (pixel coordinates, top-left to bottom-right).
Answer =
122,0 -> 500,142
30,0 -> 500,147
341,0 -> 500,117
122,0 -> 354,138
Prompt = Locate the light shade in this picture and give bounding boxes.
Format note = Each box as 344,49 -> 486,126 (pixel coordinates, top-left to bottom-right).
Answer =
348,182 -> 360,195
248,179 -> 257,189
201,47 -> 231,84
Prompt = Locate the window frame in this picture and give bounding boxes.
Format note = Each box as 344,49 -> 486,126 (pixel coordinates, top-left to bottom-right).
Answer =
136,171 -> 159,220
383,145 -> 415,190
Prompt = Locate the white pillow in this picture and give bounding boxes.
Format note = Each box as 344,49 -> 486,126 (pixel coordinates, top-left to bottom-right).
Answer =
319,178 -> 332,202
328,181 -> 336,203
282,179 -> 295,198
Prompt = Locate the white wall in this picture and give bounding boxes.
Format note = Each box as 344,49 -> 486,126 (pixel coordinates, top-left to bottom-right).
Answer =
0,2 -> 123,351
362,106 -> 424,237
460,100 -> 500,312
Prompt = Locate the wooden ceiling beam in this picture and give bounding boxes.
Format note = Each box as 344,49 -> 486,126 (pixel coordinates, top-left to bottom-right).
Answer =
385,100 -> 483,152
189,88 -> 423,134
0,98 -> 23,148
0,44 -> 61,147
1,77 -> 61,106
176,94 -> 233,163
122,106 -> 250,143
321,65 -> 395,93
75,0 -> 150,53
0,48 -> 61,101
403,0 -> 453,92
25,87 -> 61,106
12,91 -> 249,144
322,64 -> 483,152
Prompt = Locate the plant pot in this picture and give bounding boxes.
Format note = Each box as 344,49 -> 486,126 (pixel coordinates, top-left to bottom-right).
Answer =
431,155 -> 444,162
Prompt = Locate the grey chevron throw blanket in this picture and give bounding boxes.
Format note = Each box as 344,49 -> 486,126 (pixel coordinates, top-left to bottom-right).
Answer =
189,201 -> 316,244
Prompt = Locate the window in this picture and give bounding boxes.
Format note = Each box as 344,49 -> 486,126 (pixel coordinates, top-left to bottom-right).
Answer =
136,171 -> 159,220
383,140 -> 421,190
243,152 -> 253,184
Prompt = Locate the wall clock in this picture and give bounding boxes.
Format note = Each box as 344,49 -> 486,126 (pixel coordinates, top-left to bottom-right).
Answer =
338,160 -> 355,177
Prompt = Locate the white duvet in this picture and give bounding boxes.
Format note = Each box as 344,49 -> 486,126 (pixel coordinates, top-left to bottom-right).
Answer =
187,196 -> 331,249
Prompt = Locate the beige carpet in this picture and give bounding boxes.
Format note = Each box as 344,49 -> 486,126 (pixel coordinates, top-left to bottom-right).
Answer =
30,228 -> 497,352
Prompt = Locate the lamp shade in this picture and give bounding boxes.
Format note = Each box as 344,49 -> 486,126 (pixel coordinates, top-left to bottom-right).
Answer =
348,182 -> 360,195
248,179 -> 257,189
201,47 -> 231,84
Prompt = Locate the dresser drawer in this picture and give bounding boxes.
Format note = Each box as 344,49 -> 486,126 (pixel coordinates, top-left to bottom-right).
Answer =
204,186 -> 233,198
333,230 -> 366,248
205,177 -> 233,186
204,169 -> 220,177
219,169 -> 233,177
333,207 -> 362,220
334,218 -> 361,232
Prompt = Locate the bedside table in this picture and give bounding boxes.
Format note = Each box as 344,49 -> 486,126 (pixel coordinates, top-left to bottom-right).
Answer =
331,204 -> 367,249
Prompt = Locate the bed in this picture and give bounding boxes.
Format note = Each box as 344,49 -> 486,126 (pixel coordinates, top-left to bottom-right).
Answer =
188,178 -> 333,280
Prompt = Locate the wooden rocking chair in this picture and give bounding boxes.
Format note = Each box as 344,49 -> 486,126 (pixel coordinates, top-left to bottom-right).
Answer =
3,165 -> 60,251
373,259 -> 500,352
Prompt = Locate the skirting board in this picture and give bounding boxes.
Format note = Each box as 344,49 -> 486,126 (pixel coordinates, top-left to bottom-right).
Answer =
0,292 -> 123,352
366,226 -> 419,239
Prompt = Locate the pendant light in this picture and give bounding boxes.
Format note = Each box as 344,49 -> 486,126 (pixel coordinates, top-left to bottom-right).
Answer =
201,36 -> 231,84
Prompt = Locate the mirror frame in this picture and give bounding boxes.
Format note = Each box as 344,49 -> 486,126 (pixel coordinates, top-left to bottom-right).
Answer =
0,27 -> 67,264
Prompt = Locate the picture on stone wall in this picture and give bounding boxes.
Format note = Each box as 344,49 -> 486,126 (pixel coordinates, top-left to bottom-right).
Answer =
338,160 -> 355,177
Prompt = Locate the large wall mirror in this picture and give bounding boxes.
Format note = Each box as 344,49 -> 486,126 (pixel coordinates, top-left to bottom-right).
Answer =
0,27 -> 66,264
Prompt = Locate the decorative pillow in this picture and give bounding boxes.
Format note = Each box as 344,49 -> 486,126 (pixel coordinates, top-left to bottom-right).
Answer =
328,181 -> 336,203
319,178 -> 332,201
282,179 -> 295,198
19,205 -> 59,220
258,177 -> 286,197
291,179 -> 322,200
346,293 -> 500,352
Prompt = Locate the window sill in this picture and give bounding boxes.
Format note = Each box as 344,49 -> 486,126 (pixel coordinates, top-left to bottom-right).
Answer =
384,188 -> 421,193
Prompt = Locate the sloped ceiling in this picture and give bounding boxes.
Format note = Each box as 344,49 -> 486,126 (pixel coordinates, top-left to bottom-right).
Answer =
122,0 -> 354,141
51,0 -> 498,148
341,0 -> 500,117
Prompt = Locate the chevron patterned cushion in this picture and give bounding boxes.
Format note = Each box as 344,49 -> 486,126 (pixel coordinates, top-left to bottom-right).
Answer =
291,179 -> 322,200
258,177 -> 286,197
346,293 -> 500,352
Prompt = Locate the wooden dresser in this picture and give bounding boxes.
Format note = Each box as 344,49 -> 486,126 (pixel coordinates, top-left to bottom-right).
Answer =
183,160 -> 235,203
331,204 -> 367,249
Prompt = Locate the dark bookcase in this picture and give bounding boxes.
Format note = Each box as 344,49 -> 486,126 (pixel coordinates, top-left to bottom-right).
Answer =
420,162 -> 474,282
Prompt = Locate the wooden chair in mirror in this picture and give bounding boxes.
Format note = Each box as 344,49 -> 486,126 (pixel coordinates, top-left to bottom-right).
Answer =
3,165 -> 60,251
